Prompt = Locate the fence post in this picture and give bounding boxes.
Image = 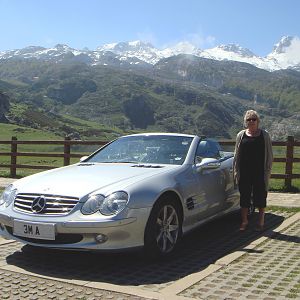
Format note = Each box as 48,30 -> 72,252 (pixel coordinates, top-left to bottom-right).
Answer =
285,135 -> 294,190
10,136 -> 17,178
64,136 -> 71,166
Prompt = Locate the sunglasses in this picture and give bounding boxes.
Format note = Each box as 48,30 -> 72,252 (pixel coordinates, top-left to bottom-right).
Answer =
246,118 -> 257,122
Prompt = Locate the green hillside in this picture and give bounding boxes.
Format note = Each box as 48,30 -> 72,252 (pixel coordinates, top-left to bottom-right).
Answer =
0,57 -> 300,140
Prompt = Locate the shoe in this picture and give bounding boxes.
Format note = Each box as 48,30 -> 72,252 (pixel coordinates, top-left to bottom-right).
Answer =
239,222 -> 248,231
255,224 -> 264,232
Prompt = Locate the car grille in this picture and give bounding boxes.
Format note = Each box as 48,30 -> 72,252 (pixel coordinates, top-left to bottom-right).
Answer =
14,193 -> 79,215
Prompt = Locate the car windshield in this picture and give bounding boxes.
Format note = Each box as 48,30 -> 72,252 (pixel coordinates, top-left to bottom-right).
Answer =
87,135 -> 194,165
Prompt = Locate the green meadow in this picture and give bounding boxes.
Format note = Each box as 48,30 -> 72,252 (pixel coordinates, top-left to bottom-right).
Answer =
270,146 -> 300,192
0,123 -> 107,178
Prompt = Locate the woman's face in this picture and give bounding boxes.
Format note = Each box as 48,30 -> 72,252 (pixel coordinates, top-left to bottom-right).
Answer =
245,115 -> 259,130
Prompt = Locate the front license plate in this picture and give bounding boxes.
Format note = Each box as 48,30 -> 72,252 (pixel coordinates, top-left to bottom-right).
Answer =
13,220 -> 55,240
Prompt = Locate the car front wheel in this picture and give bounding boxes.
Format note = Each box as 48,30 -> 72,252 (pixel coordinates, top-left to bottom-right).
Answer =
144,197 -> 182,257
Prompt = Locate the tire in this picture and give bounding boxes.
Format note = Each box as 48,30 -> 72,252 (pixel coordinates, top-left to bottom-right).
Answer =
144,196 -> 182,258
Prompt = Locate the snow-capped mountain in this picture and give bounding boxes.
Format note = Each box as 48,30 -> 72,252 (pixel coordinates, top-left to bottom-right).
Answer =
1,36 -> 300,71
97,40 -> 163,65
0,43 -> 99,66
267,36 -> 300,70
200,44 -> 279,70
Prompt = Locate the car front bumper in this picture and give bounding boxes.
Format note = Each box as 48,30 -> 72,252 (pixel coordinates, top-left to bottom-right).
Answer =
0,207 -> 152,251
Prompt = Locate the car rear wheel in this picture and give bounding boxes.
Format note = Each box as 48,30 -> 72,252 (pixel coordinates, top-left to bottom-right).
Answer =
144,197 -> 182,257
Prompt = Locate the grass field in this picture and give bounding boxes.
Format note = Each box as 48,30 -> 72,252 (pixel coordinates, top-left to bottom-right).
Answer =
270,145 -> 300,192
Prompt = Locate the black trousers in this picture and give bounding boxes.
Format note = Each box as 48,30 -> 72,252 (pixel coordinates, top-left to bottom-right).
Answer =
239,172 -> 267,208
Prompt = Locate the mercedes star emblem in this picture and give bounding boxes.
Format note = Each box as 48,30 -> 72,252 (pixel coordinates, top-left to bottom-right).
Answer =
31,196 -> 47,213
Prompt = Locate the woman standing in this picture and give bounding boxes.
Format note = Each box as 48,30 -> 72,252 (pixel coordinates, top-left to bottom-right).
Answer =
233,110 -> 273,231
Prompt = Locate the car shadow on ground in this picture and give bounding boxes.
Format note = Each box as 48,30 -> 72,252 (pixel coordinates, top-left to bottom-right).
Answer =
4,212 -> 286,288
267,231 -> 300,243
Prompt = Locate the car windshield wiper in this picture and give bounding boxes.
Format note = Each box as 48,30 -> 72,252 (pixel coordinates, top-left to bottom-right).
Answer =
113,161 -> 138,163
89,161 -> 139,164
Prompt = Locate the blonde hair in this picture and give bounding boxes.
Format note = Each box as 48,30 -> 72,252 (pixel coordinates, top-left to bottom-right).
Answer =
243,110 -> 260,128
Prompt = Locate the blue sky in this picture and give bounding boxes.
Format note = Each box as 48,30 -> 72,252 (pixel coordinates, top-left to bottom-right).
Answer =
0,0 -> 299,56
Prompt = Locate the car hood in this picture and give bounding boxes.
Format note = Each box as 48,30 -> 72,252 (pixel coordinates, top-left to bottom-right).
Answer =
13,163 -> 178,198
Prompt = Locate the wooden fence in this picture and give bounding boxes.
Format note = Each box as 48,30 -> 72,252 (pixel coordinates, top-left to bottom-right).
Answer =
0,136 -> 299,189
0,137 -> 107,177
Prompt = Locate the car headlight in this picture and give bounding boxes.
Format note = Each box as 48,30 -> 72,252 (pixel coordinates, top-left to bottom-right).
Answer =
81,194 -> 105,215
100,191 -> 129,216
81,191 -> 129,216
0,185 -> 17,207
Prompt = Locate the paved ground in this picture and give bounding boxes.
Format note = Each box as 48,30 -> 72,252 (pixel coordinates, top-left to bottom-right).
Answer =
0,177 -> 299,299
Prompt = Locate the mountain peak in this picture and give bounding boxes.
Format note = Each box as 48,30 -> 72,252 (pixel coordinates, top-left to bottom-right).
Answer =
1,36 -> 300,72
272,36 -> 295,54
128,40 -> 153,48
170,41 -> 199,54
54,44 -> 72,50
267,36 -> 300,69
217,44 -> 256,57
97,40 -> 154,53
23,45 -> 46,51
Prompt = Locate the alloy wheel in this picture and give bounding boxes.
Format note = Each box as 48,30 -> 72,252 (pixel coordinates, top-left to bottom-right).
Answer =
155,204 -> 179,253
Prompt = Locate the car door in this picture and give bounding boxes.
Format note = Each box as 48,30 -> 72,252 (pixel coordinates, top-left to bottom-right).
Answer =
192,139 -> 225,218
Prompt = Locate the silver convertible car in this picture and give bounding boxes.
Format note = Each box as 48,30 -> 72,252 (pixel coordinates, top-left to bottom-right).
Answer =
0,133 -> 239,256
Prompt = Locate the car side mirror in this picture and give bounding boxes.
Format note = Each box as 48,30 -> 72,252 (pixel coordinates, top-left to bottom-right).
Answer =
196,157 -> 221,172
79,156 -> 89,162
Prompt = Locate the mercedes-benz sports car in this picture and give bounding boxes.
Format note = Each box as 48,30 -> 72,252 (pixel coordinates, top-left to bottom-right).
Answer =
0,133 -> 239,256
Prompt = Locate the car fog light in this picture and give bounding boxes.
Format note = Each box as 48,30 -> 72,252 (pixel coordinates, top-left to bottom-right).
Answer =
95,234 -> 108,244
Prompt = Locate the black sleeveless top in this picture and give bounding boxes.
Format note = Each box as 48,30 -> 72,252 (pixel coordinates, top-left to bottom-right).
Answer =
240,130 -> 265,177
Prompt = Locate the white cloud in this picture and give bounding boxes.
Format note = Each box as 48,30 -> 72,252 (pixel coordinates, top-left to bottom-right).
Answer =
136,30 -> 157,45
185,32 -> 216,49
286,37 -> 300,63
162,30 -> 216,51
270,36 -> 300,66
44,37 -> 55,47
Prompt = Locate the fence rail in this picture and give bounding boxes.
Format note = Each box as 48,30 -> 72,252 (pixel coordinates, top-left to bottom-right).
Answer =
0,136 -> 299,189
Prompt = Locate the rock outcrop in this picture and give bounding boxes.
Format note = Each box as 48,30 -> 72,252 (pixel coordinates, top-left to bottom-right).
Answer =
0,92 -> 10,123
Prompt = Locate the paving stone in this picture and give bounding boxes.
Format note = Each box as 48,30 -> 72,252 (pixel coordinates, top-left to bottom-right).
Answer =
179,212 -> 300,299
0,209 -> 298,299
0,268 -> 147,300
